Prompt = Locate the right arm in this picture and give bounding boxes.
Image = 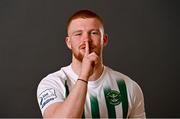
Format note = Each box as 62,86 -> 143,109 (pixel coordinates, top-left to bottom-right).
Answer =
43,79 -> 88,118
43,41 -> 99,118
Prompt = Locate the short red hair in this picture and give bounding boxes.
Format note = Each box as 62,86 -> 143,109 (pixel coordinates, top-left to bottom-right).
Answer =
67,9 -> 104,29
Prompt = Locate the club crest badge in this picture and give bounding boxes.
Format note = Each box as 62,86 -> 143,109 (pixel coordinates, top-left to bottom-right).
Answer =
106,90 -> 121,106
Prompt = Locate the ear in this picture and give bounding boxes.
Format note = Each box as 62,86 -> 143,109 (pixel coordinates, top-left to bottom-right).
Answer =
65,36 -> 72,49
103,34 -> 108,47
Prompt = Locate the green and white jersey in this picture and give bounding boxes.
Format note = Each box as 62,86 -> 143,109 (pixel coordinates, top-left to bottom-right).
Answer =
37,65 -> 146,118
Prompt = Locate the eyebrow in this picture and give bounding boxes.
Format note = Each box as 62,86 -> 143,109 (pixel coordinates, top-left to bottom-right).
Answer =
68,30 -> 82,37
71,30 -> 82,35
70,29 -> 100,36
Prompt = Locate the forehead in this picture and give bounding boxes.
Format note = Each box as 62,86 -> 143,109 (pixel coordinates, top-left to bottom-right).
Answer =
68,18 -> 103,32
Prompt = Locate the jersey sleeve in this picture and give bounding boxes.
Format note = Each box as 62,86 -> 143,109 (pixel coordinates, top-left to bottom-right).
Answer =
37,72 -> 66,115
128,81 -> 146,118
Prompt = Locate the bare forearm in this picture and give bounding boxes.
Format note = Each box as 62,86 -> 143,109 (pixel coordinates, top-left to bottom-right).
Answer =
44,80 -> 87,118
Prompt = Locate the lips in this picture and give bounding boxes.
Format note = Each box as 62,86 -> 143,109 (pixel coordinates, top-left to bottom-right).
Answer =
79,45 -> 94,51
80,46 -> 93,50
79,45 -> 85,50
80,44 -> 91,48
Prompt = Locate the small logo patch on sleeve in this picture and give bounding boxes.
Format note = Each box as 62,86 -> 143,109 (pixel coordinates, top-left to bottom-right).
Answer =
38,88 -> 57,109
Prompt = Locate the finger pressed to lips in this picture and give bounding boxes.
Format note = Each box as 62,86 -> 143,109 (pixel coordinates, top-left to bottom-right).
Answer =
85,41 -> 89,56
79,44 -> 94,51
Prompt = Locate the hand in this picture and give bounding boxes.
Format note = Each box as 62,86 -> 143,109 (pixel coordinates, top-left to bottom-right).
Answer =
79,41 -> 100,81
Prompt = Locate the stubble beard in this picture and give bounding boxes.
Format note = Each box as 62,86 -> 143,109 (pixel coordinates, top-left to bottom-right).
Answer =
73,51 -> 84,62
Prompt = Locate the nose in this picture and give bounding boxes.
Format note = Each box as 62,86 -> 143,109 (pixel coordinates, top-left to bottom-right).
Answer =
82,32 -> 91,42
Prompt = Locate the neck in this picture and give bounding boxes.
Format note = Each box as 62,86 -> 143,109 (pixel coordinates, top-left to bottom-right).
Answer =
71,56 -> 104,81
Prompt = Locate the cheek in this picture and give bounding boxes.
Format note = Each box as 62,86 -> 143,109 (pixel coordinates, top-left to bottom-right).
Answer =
93,39 -> 102,47
71,41 -> 80,50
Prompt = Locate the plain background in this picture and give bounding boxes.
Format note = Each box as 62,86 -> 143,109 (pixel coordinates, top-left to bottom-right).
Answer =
0,0 -> 179,117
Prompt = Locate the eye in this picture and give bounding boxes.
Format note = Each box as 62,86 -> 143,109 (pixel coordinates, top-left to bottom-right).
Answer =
91,31 -> 99,35
74,32 -> 82,36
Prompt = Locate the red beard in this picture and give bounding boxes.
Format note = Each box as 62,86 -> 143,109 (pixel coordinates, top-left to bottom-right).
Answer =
72,44 -> 101,62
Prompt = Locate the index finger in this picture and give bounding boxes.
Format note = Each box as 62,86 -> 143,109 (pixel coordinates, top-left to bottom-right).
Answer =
85,41 -> 89,56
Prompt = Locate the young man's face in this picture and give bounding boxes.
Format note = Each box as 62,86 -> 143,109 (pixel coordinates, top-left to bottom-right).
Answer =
66,18 -> 108,62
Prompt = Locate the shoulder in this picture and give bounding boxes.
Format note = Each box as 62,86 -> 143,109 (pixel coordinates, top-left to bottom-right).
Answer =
37,66 -> 70,93
105,66 -> 132,83
36,66 -> 69,114
105,66 -> 142,94
39,69 -> 66,86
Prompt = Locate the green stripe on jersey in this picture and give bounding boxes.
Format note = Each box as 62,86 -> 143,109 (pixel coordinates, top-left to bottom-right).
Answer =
90,95 -> 100,118
117,80 -> 128,118
65,80 -> 69,97
104,88 -> 116,118
65,80 -> 85,118
82,111 -> 85,118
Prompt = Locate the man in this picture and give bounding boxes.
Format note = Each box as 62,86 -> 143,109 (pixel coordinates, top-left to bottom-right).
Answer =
37,9 -> 146,118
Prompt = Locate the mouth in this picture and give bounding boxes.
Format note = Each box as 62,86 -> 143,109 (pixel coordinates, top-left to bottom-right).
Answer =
80,46 -> 86,49
80,45 -> 93,49
80,45 -> 94,52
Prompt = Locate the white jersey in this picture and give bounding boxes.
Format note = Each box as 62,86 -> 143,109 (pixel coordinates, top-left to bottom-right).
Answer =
37,65 -> 146,118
